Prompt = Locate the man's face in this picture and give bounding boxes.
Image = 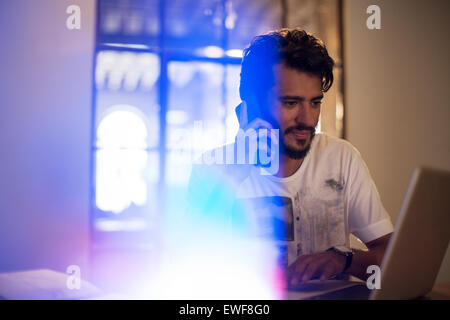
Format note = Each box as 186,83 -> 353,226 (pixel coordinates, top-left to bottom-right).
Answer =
267,63 -> 323,159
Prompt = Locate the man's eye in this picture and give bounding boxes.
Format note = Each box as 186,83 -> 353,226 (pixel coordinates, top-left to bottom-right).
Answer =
312,101 -> 322,108
283,100 -> 298,107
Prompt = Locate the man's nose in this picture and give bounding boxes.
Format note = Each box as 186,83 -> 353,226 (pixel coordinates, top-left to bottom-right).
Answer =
295,103 -> 315,126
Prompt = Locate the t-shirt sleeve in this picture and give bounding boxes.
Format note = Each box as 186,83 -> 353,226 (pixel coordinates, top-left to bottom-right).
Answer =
345,144 -> 394,243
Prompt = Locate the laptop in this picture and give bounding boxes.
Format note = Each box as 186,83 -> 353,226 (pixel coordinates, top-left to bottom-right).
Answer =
288,166 -> 450,300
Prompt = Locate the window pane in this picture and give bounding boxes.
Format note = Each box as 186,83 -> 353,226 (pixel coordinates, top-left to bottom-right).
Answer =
94,108 -> 160,218
98,0 -> 160,47
227,0 -> 282,50
94,102 -> 159,233
95,51 -> 160,148
96,148 -> 149,214
166,61 -> 226,184
165,0 -> 224,51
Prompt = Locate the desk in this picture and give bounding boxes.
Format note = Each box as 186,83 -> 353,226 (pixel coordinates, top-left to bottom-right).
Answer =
287,281 -> 450,300
424,282 -> 450,300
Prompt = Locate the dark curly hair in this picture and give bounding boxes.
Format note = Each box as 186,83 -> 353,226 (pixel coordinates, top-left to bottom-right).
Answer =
239,28 -> 335,105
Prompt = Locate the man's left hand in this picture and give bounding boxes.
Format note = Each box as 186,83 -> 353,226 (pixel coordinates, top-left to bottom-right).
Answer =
287,250 -> 346,287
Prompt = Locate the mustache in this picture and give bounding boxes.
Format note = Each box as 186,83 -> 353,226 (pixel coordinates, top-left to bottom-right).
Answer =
284,124 -> 316,135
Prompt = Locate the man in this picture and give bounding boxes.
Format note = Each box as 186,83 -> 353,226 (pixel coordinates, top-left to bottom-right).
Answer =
187,28 -> 393,287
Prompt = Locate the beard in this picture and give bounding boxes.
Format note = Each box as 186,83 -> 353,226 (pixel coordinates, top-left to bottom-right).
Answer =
280,125 -> 316,159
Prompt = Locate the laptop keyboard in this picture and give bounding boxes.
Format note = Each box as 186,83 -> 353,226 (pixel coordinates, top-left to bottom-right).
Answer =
304,284 -> 372,300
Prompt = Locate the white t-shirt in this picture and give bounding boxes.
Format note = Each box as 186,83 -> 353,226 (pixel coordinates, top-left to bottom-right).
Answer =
187,133 -> 393,265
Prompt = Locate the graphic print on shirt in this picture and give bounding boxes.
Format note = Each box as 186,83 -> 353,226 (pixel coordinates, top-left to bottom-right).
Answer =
231,196 -> 294,267
293,177 -> 346,258
233,175 -> 347,265
231,196 -> 294,241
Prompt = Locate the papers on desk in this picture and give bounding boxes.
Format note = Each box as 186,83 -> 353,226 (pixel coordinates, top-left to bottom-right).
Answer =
0,269 -> 104,300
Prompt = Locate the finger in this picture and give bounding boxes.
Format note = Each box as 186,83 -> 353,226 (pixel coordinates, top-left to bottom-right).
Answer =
268,128 -> 279,146
287,255 -> 310,276
288,256 -> 313,286
319,264 -> 336,281
257,129 -> 279,155
295,256 -> 316,276
255,131 -> 275,162
300,261 -> 322,283
245,118 -> 273,131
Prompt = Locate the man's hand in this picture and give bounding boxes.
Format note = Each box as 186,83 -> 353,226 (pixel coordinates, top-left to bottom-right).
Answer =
287,250 -> 346,287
